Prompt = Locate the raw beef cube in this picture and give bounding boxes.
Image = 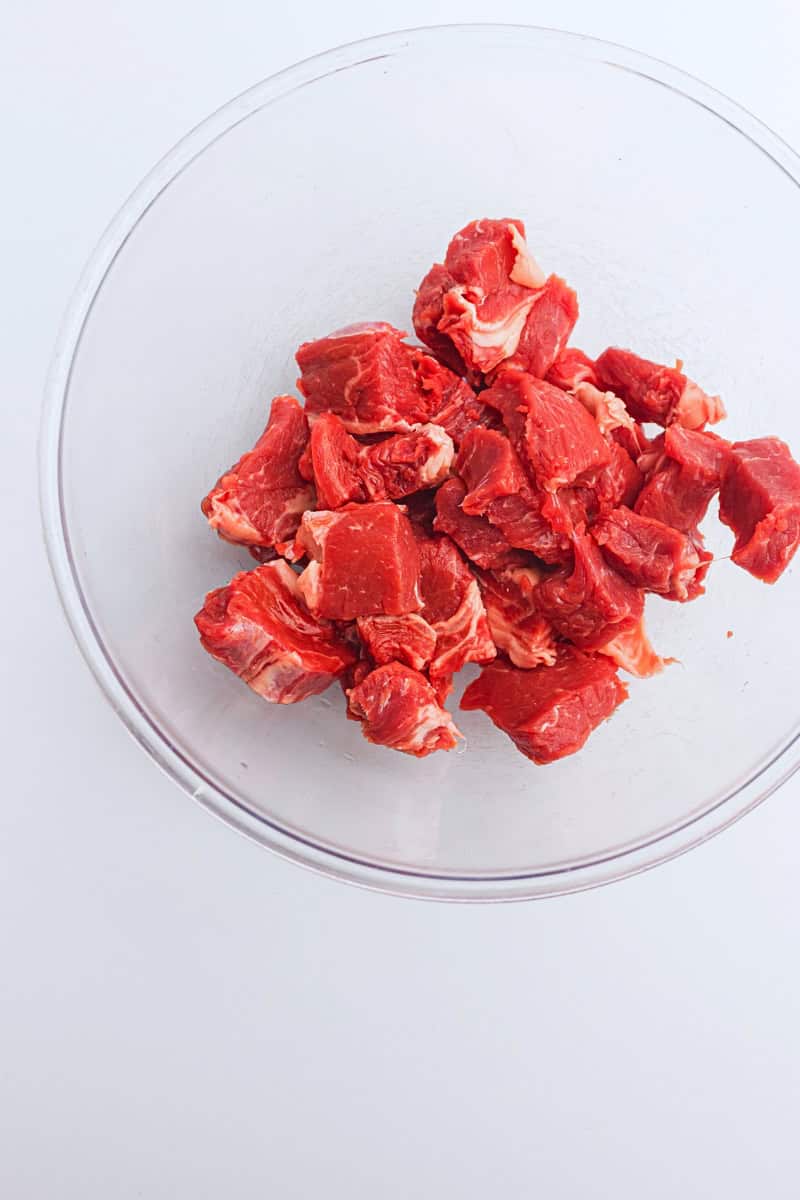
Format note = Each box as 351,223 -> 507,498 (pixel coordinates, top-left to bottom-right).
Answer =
356,614 -> 437,672
663,424 -> 731,485
455,428 -> 528,514
296,322 -> 473,434
598,615 -> 673,678
416,533 -> 496,678
500,274 -> 579,379
477,566 -> 557,669
201,395 -> 314,550
482,369 -> 611,491
595,347 -> 725,429
461,649 -> 628,764
546,347 -> 598,391
297,503 -> 422,620
592,506 -> 710,601
534,532 -> 644,649
194,560 -> 354,703
414,219 -> 547,376
434,477 -> 525,570
412,262 -> 472,378
347,663 -> 461,757
308,413 -> 453,509
429,389 -> 502,449
718,437 -> 800,582
487,489 -> 573,563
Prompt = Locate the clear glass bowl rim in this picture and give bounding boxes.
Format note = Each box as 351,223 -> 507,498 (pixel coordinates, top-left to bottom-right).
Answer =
39,23 -> 800,902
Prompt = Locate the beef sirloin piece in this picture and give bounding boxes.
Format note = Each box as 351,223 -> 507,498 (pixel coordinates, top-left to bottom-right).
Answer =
434,477 -> 526,570
461,649 -> 628,765
455,427 -> 529,515
201,395 -> 314,551
356,614 -> 437,672
482,369 -> 611,491
718,437 -> 800,583
296,322 -> 474,435
308,413 -> 453,509
634,424 -> 730,537
415,533 -> 496,680
592,506 -> 710,601
297,503 -> 422,620
195,561 -> 355,703
534,532 -> 644,649
477,566 -> 557,669
413,219 -> 576,379
595,347 -> 725,429
348,663 -> 462,757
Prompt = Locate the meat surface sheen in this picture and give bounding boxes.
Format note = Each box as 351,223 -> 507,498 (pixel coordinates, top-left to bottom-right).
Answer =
461,649 -> 628,764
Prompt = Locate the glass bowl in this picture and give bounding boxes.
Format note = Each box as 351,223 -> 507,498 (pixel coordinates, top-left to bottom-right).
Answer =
40,25 -> 800,900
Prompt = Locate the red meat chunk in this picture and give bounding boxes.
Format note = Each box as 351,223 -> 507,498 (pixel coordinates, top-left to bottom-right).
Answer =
356,614 -> 437,672
483,369 -> 611,491
430,389 -> 503,450
296,322 -> 474,434
308,413 -> 453,509
546,347 -> 598,391
535,532 -> 644,649
500,274 -> 579,379
461,649 -> 628,764
297,503 -> 422,620
595,347 -> 725,429
347,663 -> 461,757
487,489 -> 572,563
718,437 -> 800,583
434,477 -> 525,570
416,533 -> 496,679
477,566 -> 556,669
593,506 -> 710,601
634,426 -> 729,537
412,262 -> 472,378
201,395 -> 314,550
413,219 -> 558,377
195,561 -> 354,703
663,424 -> 731,484
455,427 -> 528,514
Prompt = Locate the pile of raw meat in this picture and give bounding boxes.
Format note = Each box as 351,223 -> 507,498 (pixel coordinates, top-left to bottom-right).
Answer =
195,218 -> 800,763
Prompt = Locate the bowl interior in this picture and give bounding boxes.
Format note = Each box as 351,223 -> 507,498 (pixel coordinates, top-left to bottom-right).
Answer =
53,28 -> 800,892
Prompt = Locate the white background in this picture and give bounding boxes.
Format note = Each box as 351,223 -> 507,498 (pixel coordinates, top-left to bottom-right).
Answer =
4,2 -> 800,1195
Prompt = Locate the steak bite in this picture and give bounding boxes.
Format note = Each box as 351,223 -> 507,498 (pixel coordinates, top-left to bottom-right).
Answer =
297,503 -> 422,620
201,394 -> 313,551
461,649 -> 628,764
718,437 -> 800,583
296,322 -> 474,435
347,663 -> 462,757
195,561 -> 354,703
595,347 -> 725,429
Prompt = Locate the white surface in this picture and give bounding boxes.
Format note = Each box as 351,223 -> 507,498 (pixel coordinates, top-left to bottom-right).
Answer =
3,1 -> 800,1194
